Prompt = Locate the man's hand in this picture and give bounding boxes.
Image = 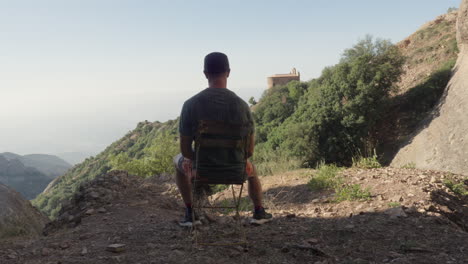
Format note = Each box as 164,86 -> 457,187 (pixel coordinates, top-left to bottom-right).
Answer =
182,157 -> 195,180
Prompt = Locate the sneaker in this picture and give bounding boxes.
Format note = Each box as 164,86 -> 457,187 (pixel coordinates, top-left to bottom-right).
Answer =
250,208 -> 273,225
178,208 -> 202,227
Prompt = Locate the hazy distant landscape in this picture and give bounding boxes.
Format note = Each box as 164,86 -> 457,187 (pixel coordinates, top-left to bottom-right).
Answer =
0,152 -> 71,199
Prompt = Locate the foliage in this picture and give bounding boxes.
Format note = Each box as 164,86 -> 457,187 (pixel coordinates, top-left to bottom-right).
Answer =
267,36 -> 405,166
308,163 -> 342,191
447,7 -> 458,13
248,96 -> 257,105
334,184 -> 371,202
308,163 -> 371,202
352,150 -> 382,169
444,179 -> 468,196
109,132 -> 178,177
252,81 -> 308,143
388,202 -> 401,208
252,143 -> 302,176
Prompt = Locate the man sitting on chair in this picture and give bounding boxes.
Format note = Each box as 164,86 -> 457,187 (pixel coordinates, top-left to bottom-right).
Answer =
174,52 -> 273,227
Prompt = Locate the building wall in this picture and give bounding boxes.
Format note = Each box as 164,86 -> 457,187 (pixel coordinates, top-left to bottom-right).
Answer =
267,75 -> 300,89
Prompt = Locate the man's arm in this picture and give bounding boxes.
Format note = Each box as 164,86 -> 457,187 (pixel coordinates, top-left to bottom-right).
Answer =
180,135 -> 195,160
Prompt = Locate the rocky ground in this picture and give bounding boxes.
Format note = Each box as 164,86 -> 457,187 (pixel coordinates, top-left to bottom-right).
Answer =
0,168 -> 467,264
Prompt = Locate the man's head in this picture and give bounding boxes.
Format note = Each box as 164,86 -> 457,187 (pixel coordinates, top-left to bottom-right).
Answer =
203,52 -> 230,80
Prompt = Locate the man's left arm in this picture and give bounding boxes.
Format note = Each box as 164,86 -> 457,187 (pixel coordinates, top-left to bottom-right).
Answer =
179,101 -> 195,160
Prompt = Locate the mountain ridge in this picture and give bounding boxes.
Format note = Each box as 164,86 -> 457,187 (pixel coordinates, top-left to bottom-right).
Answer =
0,152 -> 71,178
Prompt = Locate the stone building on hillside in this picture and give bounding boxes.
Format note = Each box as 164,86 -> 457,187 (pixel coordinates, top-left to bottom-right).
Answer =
267,68 -> 300,89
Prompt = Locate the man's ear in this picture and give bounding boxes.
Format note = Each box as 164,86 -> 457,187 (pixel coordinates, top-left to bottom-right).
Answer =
203,71 -> 209,79
226,70 -> 231,78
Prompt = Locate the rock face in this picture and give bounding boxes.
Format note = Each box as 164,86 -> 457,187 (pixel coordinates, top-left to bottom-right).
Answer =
0,183 -> 48,239
391,0 -> 468,174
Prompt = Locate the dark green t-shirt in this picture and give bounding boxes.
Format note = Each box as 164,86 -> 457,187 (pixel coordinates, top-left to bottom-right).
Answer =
179,88 -> 254,137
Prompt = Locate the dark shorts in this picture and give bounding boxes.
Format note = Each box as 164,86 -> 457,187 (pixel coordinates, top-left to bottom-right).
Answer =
173,153 -> 255,177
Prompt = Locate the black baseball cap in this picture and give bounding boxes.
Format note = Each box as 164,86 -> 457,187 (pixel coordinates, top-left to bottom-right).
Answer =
204,52 -> 230,73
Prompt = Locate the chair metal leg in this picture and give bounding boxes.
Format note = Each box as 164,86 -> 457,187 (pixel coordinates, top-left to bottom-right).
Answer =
191,183 -> 248,247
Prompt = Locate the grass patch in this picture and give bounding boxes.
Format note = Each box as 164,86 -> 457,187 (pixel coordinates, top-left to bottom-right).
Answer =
401,162 -> 416,169
444,179 -> 468,196
388,202 -> 401,208
308,163 -> 342,191
308,163 -> 371,202
253,148 -> 302,176
352,151 -> 381,169
334,184 -> 372,202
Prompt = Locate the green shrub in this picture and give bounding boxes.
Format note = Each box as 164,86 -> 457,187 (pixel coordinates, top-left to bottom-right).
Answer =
109,131 -> 178,177
308,163 -> 371,202
253,143 -> 302,176
334,184 -> 372,202
352,150 -> 381,169
388,202 -> 401,208
308,163 -> 342,191
444,180 -> 468,196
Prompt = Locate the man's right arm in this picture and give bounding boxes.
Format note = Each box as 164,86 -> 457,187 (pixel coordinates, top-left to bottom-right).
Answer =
180,136 -> 194,160
179,101 -> 195,160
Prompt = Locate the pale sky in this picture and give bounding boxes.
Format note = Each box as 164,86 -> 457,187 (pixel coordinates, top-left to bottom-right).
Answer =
0,0 -> 460,155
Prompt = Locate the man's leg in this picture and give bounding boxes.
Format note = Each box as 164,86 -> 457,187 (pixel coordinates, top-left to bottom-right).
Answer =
247,163 -> 263,208
174,154 -> 199,226
174,153 -> 193,205
176,168 -> 192,205
246,161 -> 272,224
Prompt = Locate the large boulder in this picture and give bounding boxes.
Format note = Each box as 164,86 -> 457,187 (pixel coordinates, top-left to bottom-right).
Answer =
391,0 -> 468,174
0,183 -> 48,239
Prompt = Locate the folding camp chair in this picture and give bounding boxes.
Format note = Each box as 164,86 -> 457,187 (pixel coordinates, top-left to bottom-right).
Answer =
191,120 -> 251,247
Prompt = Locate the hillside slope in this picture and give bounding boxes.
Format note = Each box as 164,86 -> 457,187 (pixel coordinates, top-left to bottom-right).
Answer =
395,11 -> 458,94
0,155 -> 52,200
33,120 -> 178,218
1,168 -> 467,263
0,183 -> 47,239
391,0 -> 468,173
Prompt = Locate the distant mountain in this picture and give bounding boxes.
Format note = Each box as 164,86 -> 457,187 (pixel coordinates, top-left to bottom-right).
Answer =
0,152 -> 71,178
0,155 -> 52,199
56,152 -> 93,165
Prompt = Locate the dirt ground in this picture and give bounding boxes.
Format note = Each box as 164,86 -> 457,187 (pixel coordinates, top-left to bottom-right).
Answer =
0,168 -> 467,264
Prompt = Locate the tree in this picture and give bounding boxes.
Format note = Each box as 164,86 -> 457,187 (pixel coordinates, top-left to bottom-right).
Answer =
267,36 -> 405,166
248,96 -> 257,105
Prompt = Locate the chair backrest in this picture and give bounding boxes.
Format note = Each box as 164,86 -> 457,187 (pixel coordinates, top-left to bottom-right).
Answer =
194,120 -> 251,185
